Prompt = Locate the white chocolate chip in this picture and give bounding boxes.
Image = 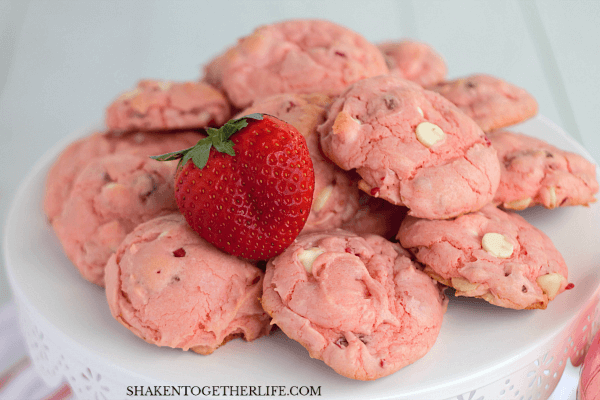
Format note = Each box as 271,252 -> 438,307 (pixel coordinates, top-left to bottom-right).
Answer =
451,277 -> 479,292
482,233 -> 514,258
134,286 -> 147,299
119,87 -> 141,101
417,106 -> 424,117
104,182 -> 124,190
332,111 -> 361,143
134,132 -> 146,144
357,180 -> 372,194
197,111 -> 211,121
537,273 -> 565,300
415,122 -> 445,147
312,185 -> 334,212
162,159 -> 179,169
548,186 -> 557,209
481,292 -> 495,303
297,247 -> 325,273
156,80 -> 173,91
158,230 -> 171,239
504,197 -> 532,210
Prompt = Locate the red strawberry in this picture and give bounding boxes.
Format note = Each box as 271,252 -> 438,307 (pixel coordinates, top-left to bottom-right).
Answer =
152,113 -> 314,260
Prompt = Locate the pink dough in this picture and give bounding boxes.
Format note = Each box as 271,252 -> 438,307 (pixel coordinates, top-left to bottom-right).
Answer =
378,40 -> 447,87
398,204 -> 570,310
489,130 -> 598,210
53,153 -> 179,286
318,75 -> 501,220
428,74 -> 538,132
105,213 -> 271,354
106,80 -> 231,132
237,93 -> 360,233
203,20 -> 389,109
262,230 -> 447,380
44,130 -> 202,222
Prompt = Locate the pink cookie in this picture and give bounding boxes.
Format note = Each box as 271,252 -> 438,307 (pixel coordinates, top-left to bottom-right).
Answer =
262,230 -> 447,380
489,130 -> 598,210
427,74 -> 538,132
105,213 -> 271,354
53,153 -> 179,286
378,40 -> 447,87
203,19 -> 389,109
318,75 -> 501,220
44,130 -> 202,222
342,193 -> 408,240
237,93 -> 360,233
106,80 -> 231,132
398,204 -> 571,310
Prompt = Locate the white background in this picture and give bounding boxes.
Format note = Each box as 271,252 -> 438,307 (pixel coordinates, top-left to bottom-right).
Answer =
0,1 -> 598,397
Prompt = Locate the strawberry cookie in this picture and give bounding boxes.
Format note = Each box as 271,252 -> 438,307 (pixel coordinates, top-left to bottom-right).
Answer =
489,130 -> 598,210
44,130 -> 202,222
262,230 -> 447,380
53,153 -> 179,286
378,40 -> 447,87
398,204 -> 571,310
237,93 -> 360,233
203,19 -> 389,109
106,80 -> 231,133
105,213 -> 271,354
318,75 -> 501,220
428,74 -> 538,132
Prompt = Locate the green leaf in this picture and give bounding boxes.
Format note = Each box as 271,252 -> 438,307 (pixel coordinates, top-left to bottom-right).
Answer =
150,114 -> 264,168
176,138 -> 210,169
180,150 -> 195,170
205,127 -> 220,138
238,113 -> 263,122
149,146 -> 192,161
220,113 -> 264,141
188,141 -> 213,169
213,140 -> 235,157
221,119 -> 246,141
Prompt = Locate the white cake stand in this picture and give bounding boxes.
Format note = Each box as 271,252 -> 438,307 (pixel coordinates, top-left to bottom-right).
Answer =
4,116 -> 600,400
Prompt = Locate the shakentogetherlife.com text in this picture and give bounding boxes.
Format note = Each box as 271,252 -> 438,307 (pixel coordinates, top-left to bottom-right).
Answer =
126,385 -> 322,397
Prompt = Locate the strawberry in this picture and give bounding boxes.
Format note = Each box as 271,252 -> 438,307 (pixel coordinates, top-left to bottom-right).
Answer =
152,113 -> 314,260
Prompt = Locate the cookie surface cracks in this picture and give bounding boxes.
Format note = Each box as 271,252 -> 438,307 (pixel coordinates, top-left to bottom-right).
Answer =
318,75 -> 500,219
262,230 -> 447,380
204,19 -> 389,108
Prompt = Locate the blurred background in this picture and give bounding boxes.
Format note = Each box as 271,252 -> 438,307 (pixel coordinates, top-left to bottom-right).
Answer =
2,0 -> 600,305
0,0 -> 598,397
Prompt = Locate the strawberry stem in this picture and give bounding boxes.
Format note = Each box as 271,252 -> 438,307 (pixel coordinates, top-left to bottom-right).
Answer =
150,113 -> 263,169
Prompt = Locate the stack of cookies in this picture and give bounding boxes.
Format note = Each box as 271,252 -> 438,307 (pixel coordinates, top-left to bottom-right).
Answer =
44,19 -> 598,381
